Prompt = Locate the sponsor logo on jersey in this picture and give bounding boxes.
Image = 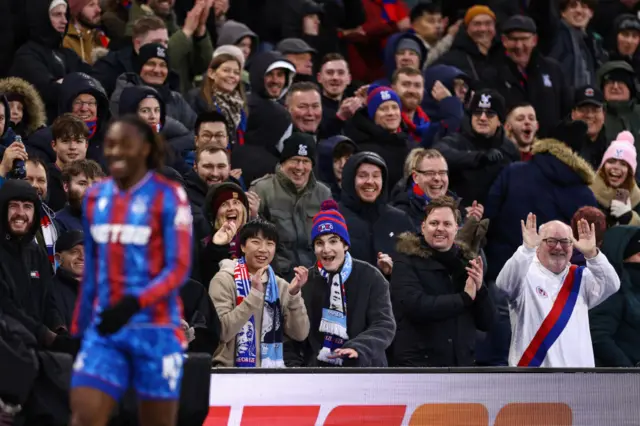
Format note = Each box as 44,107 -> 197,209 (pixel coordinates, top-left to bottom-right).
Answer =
90,224 -> 152,245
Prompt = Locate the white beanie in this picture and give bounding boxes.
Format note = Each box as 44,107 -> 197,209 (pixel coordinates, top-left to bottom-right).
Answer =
212,45 -> 245,70
49,0 -> 67,11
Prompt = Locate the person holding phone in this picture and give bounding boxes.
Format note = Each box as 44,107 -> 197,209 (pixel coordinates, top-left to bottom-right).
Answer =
590,131 -> 640,228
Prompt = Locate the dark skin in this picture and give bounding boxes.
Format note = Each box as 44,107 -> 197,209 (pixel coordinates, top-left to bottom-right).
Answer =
70,121 -> 179,426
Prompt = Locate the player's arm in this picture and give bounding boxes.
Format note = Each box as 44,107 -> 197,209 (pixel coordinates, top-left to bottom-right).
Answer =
70,191 -> 98,337
138,185 -> 193,308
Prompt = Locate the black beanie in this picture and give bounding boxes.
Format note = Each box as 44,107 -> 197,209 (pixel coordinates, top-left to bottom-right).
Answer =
280,133 -> 316,165
136,43 -> 169,74
602,68 -> 637,99
468,89 -> 506,122
624,230 -> 640,259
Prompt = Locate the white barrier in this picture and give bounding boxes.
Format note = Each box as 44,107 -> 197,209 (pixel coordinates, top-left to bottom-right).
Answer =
204,371 -> 640,425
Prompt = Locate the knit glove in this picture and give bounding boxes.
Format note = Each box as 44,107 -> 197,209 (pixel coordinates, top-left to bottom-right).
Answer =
96,296 -> 140,335
481,148 -> 503,164
611,199 -> 632,218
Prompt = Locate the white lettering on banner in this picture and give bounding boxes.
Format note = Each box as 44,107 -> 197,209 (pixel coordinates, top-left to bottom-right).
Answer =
90,224 -> 151,245
205,373 -> 640,425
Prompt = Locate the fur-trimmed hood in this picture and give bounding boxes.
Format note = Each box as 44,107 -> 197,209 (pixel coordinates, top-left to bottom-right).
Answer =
0,77 -> 46,135
532,138 -> 596,185
396,231 -> 474,261
591,173 -> 640,208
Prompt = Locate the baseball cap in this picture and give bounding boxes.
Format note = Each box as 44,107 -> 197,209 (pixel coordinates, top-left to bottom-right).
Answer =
56,230 -> 84,253
501,15 -> 537,34
276,38 -> 316,55
573,85 -> 604,107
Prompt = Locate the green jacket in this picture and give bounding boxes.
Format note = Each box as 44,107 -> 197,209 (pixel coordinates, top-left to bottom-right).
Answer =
250,166 -> 331,280
126,0 -> 213,94
597,61 -> 640,148
590,225 -> 640,366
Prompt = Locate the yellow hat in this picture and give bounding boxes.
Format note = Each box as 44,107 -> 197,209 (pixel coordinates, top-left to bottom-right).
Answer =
464,5 -> 496,26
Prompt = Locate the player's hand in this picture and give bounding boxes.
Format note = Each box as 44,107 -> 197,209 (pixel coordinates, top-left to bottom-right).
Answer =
96,295 -> 141,335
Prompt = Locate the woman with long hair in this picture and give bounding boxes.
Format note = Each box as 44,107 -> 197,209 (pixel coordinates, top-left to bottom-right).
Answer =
187,53 -> 248,147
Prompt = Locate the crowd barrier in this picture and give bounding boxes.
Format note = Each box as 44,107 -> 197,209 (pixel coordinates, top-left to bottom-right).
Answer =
203,368 -> 640,425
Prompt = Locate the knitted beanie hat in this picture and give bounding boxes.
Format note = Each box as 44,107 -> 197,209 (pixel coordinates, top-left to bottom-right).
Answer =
311,200 -> 350,246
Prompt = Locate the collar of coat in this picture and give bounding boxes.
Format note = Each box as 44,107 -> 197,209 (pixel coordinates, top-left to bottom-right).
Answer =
591,173 -> 640,208
532,138 -> 596,185
395,231 -> 474,260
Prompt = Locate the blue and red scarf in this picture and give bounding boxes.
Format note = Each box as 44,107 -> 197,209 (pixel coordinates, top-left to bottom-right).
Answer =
402,107 -> 430,143
379,0 -> 403,23
518,265 -> 584,367
409,179 -> 430,205
85,119 -> 97,139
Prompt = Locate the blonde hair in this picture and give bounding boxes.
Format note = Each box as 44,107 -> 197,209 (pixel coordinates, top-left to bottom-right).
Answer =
405,148 -> 445,177
214,202 -> 248,231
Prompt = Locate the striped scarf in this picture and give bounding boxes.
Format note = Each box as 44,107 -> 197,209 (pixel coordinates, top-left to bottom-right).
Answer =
402,107 -> 430,143
379,0 -> 402,23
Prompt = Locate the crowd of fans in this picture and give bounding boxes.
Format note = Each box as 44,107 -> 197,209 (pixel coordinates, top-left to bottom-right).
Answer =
1,0 -> 640,422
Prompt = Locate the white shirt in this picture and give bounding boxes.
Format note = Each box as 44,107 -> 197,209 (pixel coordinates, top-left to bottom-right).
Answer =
496,245 -> 620,367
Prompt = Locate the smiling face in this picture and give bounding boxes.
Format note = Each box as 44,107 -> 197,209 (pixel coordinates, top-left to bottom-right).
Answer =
209,59 -> 241,94
421,206 -> 457,251
140,58 -> 168,86
287,90 -> 322,133
57,244 -> 85,278
561,0 -> 593,30
103,122 -> 150,183
571,104 -> 605,139
604,80 -> 631,102
317,59 -> 350,99
196,150 -> 230,186
52,135 -> 88,166
603,158 -> 630,188
148,0 -> 174,17
537,221 -> 573,274
374,101 -> 401,131
501,31 -> 537,68
395,49 -> 421,69
412,156 -> 449,199
7,200 -> 35,237
354,162 -> 383,203
137,97 -> 162,130
26,161 -> 47,199
618,29 -> 640,56
264,68 -> 287,98
215,197 -> 246,230
314,234 -> 348,272
393,72 -> 424,112
281,156 -> 313,189
467,14 -> 496,48
241,231 -> 276,273
71,93 -> 97,121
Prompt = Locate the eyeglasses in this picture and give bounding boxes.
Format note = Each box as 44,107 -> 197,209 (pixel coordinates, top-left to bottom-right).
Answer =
542,238 -> 572,249
415,169 -> 448,178
472,109 -> 497,118
199,132 -> 228,142
72,100 -> 97,108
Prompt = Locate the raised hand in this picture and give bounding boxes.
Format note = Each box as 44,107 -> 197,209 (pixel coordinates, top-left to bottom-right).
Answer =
377,252 -> 393,275
572,218 -> 597,259
465,200 -> 484,221
521,213 -> 541,249
250,266 -> 268,293
288,266 -> 309,295
466,257 -> 483,291
246,190 -> 261,219
212,220 -> 238,245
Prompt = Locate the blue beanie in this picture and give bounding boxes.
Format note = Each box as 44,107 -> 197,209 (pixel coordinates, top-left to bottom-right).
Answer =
311,200 -> 350,246
367,85 -> 401,119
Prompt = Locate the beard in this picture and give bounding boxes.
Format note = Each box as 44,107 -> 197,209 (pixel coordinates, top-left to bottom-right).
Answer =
68,188 -> 84,214
78,13 -> 101,29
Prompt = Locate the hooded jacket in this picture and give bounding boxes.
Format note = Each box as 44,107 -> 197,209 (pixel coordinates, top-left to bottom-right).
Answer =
590,225 -> 640,366
26,72 -> 110,169
484,138 -> 598,280
0,77 -> 47,138
9,0 -> 92,123
338,152 -> 414,268
374,31 -> 428,87
0,180 -> 62,346
117,85 -> 194,171
433,117 -> 520,209
315,135 -> 358,201
433,28 -> 502,82
51,266 -> 79,329
597,61 -> 640,150
217,20 -> 258,53
111,73 -> 197,130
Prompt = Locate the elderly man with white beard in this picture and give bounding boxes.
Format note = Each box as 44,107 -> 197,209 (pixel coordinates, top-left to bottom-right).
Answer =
497,213 -> 620,367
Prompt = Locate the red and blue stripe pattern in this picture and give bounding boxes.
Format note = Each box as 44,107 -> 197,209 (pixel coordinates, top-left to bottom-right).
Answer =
518,265 -> 584,367
71,172 -> 192,338
380,0 -> 402,23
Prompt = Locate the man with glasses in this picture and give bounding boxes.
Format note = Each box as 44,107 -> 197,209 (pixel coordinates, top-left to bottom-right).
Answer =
496,213 -> 619,367
434,89 -> 519,209
484,15 -> 571,138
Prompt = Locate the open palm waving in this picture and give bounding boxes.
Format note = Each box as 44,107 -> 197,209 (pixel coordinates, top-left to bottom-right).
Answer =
521,213 -> 541,249
572,218 -> 598,259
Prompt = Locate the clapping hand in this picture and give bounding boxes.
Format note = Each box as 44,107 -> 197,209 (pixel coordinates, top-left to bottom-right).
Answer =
464,257 -> 483,300
250,266 -> 268,293
521,213 -> 541,249
465,200 -> 484,221
572,218 -> 597,259
212,220 -> 238,245
246,191 -> 261,219
288,266 -> 309,295
377,252 -> 393,275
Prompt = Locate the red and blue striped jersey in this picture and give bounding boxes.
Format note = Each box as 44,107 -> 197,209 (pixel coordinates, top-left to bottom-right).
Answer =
71,172 -> 193,337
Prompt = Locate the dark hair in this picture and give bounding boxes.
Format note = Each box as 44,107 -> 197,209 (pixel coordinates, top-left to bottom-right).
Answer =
571,206 -> 607,247
195,144 -> 230,164
423,195 -> 461,223
62,159 -> 105,185
506,102 -> 536,119
558,0 -> 597,12
319,52 -> 347,69
52,113 -> 89,142
132,16 -> 166,40
194,110 -> 228,135
26,156 -> 47,173
109,115 -> 165,170
410,2 -> 442,22
391,66 -> 423,84
239,218 -> 279,246
286,81 -> 321,103
333,141 -> 356,160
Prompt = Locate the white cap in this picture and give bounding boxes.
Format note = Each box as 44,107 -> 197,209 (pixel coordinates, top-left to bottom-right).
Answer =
49,0 -> 67,12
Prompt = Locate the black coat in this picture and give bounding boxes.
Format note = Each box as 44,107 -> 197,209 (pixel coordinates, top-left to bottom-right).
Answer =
433,29 -> 502,81
51,267 -> 79,330
0,180 -> 63,346
391,232 -> 493,367
184,169 -> 209,241
90,45 -> 136,97
343,109 -> 411,188
285,258 -> 396,367
482,50 -> 572,138
180,279 -> 221,355
433,117 -> 520,209
338,152 -> 414,268
47,164 -> 66,212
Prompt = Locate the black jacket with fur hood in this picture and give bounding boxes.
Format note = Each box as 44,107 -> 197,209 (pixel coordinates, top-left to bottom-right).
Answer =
390,232 -> 493,367
0,77 -> 46,138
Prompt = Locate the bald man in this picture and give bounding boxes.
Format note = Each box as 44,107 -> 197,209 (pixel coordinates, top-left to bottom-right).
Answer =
496,213 -> 620,367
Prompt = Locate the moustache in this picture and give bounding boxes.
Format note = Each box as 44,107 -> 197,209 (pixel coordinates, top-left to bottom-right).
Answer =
9,214 -> 28,222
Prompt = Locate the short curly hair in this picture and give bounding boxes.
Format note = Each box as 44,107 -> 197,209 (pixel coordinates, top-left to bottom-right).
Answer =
571,206 -> 607,247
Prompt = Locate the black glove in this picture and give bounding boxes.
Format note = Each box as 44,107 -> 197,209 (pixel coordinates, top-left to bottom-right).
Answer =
96,296 -> 141,335
483,148 -> 504,163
